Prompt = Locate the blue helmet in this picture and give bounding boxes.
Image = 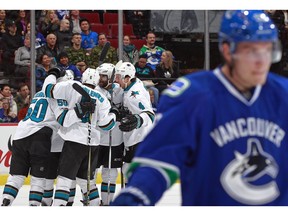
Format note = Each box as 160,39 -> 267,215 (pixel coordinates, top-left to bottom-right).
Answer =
219,10 -> 281,62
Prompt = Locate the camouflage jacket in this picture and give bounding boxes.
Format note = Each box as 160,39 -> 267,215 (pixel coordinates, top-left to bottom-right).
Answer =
90,45 -> 118,68
65,47 -> 93,67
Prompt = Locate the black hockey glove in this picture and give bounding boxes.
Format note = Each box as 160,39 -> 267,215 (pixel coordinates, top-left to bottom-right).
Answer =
47,66 -> 66,79
110,106 -> 121,121
119,114 -> 143,132
74,101 -> 96,119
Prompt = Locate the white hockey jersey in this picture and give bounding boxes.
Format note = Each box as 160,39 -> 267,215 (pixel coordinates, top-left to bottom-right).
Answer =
122,78 -> 155,147
13,91 -> 59,140
43,75 -> 116,146
95,84 -> 123,146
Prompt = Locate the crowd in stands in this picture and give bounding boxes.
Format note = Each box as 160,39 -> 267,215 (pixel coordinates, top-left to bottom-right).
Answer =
1,10 -> 287,123
0,10 -> 182,123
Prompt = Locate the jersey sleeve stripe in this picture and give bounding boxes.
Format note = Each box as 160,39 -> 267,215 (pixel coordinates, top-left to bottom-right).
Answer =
99,119 -> 116,131
128,158 -> 179,188
57,109 -> 68,126
143,111 -> 155,123
45,84 -> 55,99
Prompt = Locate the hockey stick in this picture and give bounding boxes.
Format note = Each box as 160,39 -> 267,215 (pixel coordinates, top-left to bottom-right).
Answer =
72,83 -> 92,206
99,41 -> 111,66
7,135 -> 13,151
106,60 -> 122,205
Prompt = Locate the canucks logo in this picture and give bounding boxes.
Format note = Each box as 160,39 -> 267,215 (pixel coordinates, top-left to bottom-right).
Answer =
130,91 -> 139,98
162,77 -> 190,97
220,138 -> 279,205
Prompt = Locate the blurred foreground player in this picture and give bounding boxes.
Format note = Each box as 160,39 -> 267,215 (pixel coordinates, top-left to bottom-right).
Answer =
112,10 -> 288,206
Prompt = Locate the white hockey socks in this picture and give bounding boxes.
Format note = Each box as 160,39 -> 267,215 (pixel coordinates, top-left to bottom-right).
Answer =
42,179 -> 54,206
29,176 -> 46,206
67,180 -> 76,206
77,177 -> 101,206
53,176 -> 73,206
101,168 -> 118,205
1,174 -> 25,206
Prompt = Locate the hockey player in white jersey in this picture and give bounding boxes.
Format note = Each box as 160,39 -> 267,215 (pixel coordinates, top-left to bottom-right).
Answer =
43,67 -> 117,206
114,62 -> 155,185
41,70 -> 77,206
94,63 -> 125,205
1,67 -> 69,206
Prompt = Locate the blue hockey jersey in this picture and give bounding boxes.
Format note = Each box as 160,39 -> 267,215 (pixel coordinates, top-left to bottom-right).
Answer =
126,67 -> 288,206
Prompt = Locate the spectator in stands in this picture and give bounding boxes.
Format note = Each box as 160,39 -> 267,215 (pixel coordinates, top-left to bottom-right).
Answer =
35,54 -> 52,91
118,35 -> 139,65
90,33 -> 117,68
155,50 -> 179,94
14,33 -> 31,83
15,10 -> 29,38
0,10 -> 7,37
36,10 -> 47,30
125,10 -> 150,38
148,88 -> 157,113
36,33 -> 59,66
139,31 -> 165,71
40,10 -> 60,37
54,19 -> 73,52
0,84 -> 18,116
69,10 -> 82,34
57,52 -> 82,81
2,19 -> 23,76
134,54 -> 159,106
17,95 -> 30,121
65,32 -> 91,73
0,98 -> 18,123
80,18 -> 98,53
14,83 -> 30,113
25,22 -> 46,49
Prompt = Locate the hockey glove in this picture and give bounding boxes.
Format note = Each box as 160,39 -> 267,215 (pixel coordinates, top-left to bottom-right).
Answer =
110,106 -> 121,121
47,66 -> 66,79
74,101 -> 96,119
110,187 -> 151,206
119,114 -> 143,132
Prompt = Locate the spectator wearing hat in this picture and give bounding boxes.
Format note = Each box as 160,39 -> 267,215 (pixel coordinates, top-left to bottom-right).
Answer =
56,51 -> 82,81
1,19 -> 23,76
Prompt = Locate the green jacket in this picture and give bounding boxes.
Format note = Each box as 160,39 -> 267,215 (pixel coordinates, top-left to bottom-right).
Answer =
90,45 -> 118,68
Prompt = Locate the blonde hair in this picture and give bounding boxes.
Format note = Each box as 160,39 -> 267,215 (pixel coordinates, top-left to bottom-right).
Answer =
44,10 -> 59,24
160,50 -> 174,73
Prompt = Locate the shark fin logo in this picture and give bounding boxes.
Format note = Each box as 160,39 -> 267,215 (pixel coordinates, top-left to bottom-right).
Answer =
220,138 -> 279,205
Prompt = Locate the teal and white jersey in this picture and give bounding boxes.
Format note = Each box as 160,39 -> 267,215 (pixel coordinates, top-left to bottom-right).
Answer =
95,84 -> 123,146
49,98 -> 69,152
122,78 -> 155,147
43,75 -> 116,146
14,91 -> 59,140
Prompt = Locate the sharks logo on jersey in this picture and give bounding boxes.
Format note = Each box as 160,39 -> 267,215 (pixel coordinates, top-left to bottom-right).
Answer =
220,138 -> 279,205
130,91 -> 139,98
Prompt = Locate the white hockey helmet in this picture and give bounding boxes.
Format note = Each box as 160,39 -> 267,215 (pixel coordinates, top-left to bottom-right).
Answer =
115,62 -> 135,80
81,67 -> 100,87
96,63 -> 115,80
57,69 -> 74,83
